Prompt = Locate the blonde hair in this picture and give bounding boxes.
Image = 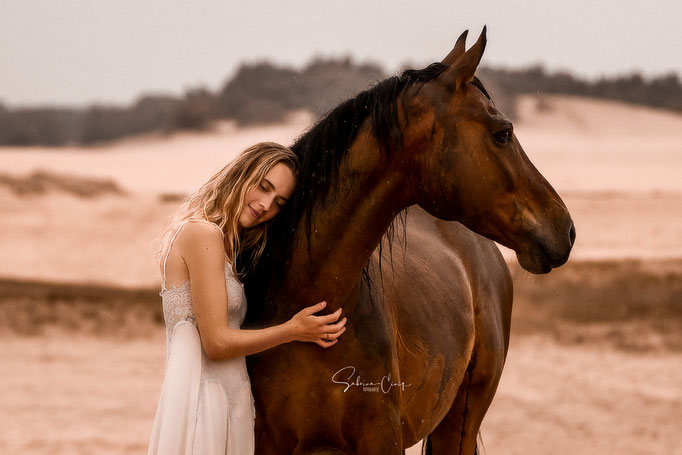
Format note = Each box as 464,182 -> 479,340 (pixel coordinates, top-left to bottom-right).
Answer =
154,142 -> 298,280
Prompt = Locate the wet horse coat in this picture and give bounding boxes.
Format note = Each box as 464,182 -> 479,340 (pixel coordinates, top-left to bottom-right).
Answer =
243,28 -> 574,454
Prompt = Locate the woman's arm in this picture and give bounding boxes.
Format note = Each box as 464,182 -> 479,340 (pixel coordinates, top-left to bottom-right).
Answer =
201,301 -> 345,361
178,221 -> 346,361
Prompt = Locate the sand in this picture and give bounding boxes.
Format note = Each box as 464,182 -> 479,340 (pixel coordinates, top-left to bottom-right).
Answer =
0,94 -> 681,453
0,111 -> 313,196
2,332 -> 679,454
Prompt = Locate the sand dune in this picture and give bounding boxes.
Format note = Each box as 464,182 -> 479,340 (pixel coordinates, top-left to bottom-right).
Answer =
0,111 -> 313,195
1,95 -> 681,286
514,95 -> 682,193
1,95 -> 681,196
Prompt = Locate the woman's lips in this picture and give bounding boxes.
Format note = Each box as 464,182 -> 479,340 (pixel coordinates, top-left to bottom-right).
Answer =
249,206 -> 261,219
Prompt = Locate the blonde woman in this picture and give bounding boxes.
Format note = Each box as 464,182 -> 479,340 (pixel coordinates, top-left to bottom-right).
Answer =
148,142 -> 347,454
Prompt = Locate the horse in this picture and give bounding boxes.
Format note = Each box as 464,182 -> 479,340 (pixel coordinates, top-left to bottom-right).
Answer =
242,27 -> 575,454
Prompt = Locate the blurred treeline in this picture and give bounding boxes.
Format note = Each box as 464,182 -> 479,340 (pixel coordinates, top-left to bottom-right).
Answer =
0,58 -> 680,146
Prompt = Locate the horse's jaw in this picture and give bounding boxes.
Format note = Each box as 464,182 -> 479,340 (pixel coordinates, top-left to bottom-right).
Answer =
515,226 -> 575,274
516,250 -> 555,274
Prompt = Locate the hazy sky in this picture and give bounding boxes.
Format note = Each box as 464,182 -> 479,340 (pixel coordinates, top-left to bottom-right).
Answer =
2,0 -> 680,107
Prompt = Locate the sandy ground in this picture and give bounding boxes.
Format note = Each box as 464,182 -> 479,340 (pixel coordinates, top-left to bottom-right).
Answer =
2,332 -> 679,454
1,95 -> 681,453
479,335 -> 681,455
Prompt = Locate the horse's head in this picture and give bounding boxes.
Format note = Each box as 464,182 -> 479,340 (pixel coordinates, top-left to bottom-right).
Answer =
401,28 -> 575,274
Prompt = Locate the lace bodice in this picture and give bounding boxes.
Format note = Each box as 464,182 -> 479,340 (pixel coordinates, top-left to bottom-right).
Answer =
160,262 -> 248,340
154,219 -> 255,423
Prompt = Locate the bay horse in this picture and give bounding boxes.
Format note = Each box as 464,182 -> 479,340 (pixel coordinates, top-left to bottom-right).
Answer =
242,27 -> 575,454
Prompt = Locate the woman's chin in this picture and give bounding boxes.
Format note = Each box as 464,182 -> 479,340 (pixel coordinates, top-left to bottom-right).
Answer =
239,220 -> 258,230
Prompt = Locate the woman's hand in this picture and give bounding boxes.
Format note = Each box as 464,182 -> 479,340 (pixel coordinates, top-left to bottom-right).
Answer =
286,301 -> 347,348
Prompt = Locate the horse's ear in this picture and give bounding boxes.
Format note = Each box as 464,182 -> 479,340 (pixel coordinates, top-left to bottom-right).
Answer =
442,26 -> 487,91
441,30 -> 468,67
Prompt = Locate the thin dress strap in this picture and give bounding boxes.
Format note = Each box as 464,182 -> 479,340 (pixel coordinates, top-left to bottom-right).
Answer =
161,219 -> 226,291
161,220 -> 189,291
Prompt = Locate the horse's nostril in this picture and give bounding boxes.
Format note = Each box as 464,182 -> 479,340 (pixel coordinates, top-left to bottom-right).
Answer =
569,222 -> 576,247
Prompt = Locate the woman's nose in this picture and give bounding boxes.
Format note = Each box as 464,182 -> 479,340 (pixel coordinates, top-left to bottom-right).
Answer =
260,196 -> 275,211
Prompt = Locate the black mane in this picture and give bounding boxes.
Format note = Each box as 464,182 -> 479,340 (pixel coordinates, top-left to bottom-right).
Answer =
288,62 -> 450,248
242,62 -> 492,320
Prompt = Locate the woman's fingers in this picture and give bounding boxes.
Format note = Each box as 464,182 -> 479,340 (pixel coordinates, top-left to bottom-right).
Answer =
317,308 -> 342,323
325,326 -> 346,340
316,337 -> 339,348
303,301 -> 327,315
314,322 -> 346,346
324,317 -> 347,332
303,302 -> 342,323
298,302 -> 348,348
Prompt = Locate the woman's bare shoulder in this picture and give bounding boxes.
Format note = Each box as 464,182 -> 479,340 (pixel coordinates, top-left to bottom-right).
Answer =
175,220 -> 226,264
177,220 -> 223,246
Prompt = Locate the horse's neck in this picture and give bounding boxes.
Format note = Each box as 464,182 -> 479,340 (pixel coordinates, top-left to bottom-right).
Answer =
285,136 -> 409,310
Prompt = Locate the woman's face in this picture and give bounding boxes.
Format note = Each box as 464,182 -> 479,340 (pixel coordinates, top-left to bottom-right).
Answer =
238,162 -> 296,229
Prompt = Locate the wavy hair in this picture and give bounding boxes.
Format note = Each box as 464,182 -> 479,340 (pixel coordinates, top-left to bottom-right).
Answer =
154,142 -> 298,280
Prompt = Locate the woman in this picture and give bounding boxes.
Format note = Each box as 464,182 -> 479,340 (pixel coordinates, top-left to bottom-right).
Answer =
148,142 -> 347,454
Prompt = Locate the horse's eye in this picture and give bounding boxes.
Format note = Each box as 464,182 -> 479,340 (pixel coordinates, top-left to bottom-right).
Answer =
493,129 -> 512,145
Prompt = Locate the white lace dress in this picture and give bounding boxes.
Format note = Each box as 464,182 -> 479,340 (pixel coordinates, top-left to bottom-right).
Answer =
148,220 -> 256,455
